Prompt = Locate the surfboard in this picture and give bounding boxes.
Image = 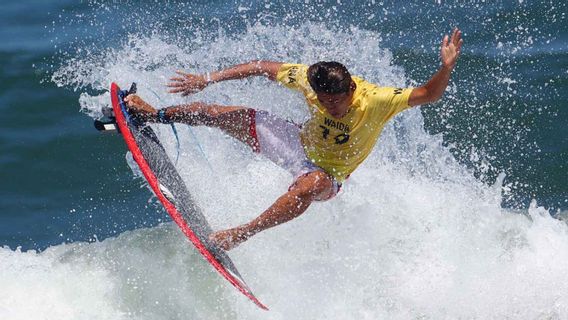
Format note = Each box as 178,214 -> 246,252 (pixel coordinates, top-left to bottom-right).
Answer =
101,82 -> 267,310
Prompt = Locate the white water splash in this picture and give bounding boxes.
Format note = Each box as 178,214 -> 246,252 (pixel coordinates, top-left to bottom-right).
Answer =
22,22 -> 568,319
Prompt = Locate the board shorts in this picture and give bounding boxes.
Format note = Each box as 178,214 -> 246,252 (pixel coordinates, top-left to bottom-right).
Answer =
247,109 -> 341,201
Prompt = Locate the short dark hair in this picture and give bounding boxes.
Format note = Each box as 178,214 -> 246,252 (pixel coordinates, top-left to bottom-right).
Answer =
307,61 -> 352,94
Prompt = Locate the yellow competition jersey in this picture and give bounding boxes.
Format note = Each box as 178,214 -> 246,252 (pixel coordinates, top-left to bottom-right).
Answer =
276,63 -> 413,182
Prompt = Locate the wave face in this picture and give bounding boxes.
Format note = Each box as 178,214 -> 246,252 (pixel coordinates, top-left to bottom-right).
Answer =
3,1 -> 565,318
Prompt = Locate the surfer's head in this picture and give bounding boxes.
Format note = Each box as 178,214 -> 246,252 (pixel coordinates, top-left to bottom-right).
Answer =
308,61 -> 356,119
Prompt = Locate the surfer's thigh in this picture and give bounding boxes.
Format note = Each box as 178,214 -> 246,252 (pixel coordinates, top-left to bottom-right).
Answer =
254,110 -> 305,168
254,111 -> 342,200
195,104 -> 259,151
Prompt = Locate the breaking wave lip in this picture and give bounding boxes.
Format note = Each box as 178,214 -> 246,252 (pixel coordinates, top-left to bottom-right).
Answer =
38,22 -> 568,319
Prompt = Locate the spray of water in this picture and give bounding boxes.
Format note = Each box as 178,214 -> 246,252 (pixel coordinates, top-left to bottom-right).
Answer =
6,20 -> 566,319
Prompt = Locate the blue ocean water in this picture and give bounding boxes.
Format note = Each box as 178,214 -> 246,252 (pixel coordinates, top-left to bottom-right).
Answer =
1,1 -> 567,318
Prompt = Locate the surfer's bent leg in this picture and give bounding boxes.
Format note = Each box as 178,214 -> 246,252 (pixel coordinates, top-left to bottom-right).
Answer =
209,170 -> 335,251
125,95 -> 258,151
164,103 -> 259,151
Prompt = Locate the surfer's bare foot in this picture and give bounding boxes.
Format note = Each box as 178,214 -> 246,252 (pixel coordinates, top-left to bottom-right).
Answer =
124,95 -> 156,120
209,226 -> 251,251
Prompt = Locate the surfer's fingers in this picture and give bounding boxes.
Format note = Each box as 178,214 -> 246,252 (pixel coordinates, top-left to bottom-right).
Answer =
169,76 -> 185,82
124,96 -> 135,107
167,82 -> 184,87
452,29 -> 461,46
456,39 -> 464,53
168,87 -> 186,93
175,70 -> 189,77
124,95 -> 138,105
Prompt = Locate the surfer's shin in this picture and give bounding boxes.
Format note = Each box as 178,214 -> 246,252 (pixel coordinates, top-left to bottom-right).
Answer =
244,190 -> 313,238
164,103 -> 226,126
242,172 -> 332,239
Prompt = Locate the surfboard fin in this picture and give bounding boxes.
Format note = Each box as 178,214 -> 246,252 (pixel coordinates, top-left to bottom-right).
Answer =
95,107 -> 118,132
158,183 -> 176,204
128,82 -> 137,95
94,119 -> 118,132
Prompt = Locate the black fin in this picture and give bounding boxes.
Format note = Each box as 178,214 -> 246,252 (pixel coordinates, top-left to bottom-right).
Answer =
127,82 -> 137,95
94,119 -> 118,132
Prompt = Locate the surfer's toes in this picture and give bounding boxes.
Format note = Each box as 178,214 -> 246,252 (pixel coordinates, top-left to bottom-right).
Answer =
125,95 -> 153,113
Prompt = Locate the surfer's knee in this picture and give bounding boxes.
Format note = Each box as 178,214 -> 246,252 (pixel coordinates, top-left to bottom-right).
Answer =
290,170 -> 334,202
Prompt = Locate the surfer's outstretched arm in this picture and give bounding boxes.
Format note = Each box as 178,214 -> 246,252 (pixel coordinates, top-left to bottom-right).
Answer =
209,170 -> 335,251
168,60 -> 283,96
408,28 -> 463,106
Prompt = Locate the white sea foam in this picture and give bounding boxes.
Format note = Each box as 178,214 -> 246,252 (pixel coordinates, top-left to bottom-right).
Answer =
28,23 -> 568,319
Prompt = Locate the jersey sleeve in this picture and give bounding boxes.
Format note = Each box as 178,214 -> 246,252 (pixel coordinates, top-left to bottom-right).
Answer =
276,63 -> 311,92
369,86 -> 413,118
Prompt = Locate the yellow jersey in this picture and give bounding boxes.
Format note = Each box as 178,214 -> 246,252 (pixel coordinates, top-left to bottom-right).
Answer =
276,63 -> 413,182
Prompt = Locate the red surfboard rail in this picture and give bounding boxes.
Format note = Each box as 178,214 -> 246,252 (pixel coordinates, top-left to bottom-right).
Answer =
110,82 -> 268,310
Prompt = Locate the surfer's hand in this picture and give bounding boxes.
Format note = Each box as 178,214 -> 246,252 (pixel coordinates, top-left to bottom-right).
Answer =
167,71 -> 209,96
440,28 -> 463,69
124,95 -> 157,120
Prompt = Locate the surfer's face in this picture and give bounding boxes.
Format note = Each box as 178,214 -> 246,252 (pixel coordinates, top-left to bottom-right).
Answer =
316,81 -> 356,119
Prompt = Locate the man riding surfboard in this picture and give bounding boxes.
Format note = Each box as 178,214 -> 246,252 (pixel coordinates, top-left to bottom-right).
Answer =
124,28 -> 463,251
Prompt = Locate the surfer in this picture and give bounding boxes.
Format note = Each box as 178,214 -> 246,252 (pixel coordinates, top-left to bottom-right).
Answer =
125,28 -> 463,251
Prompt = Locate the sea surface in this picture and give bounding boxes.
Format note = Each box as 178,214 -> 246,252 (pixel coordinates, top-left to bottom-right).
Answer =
1,0 -> 567,319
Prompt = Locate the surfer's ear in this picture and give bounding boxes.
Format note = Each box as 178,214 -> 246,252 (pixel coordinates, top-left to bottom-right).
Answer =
350,80 -> 356,92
